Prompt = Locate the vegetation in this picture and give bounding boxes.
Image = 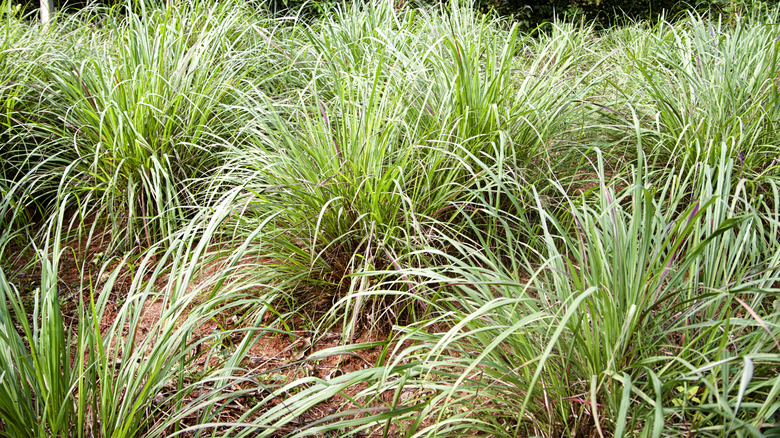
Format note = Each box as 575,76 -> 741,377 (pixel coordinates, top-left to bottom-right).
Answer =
1,0 -> 779,436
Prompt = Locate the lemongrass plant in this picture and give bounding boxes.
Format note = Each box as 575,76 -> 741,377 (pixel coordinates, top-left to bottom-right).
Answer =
19,0 -> 259,252
0,1 -> 59,226
630,7 -> 780,174
336,149 -> 780,437
203,0 -> 602,342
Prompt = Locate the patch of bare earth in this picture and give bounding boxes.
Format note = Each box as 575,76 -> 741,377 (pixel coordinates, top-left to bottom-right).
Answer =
112,257 -> 423,435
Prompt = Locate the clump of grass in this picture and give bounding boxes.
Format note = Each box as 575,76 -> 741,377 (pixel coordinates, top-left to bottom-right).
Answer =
625,7 -> 780,174
344,150 -> 780,437
205,1 -> 603,342
15,0 -> 259,251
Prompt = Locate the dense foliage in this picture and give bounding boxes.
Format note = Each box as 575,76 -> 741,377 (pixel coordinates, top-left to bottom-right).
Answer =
1,0 -> 779,436
15,0 -> 773,27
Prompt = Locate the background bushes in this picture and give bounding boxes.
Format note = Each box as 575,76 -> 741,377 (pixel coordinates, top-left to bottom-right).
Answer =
15,0 -> 776,27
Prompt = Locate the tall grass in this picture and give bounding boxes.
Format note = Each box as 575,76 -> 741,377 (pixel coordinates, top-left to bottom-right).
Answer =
342,150 -> 780,436
605,7 -> 780,175
1,1 -> 779,437
203,1 -> 603,341
16,1 -> 259,251
0,190 -> 388,437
